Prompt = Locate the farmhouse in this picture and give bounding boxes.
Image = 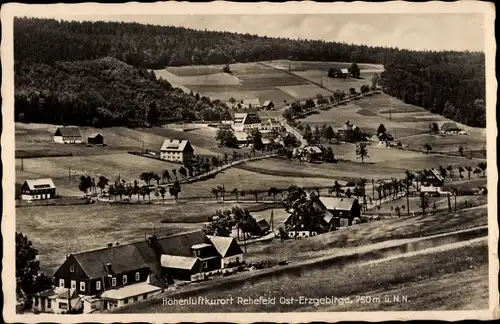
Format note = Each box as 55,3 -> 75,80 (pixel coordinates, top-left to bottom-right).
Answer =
32,287 -> 81,314
87,133 -> 104,145
294,145 -> 324,162
329,68 -> 349,78
234,131 -> 250,147
34,230 -> 244,313
232,109 -> 262,132
21,178 -> 56,200
316,196 -> 362,226
262,100 -> 275,110
160,139 -> 194,164
420,169 -> 444,193
259,117 -> 282,133
440,122 -> 461,134
242,98 -> 261,109
53,126 -> 82,144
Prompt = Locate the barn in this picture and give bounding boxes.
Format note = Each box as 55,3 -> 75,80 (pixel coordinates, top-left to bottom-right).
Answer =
53,127 -> 82,144
88,134 -> 104,145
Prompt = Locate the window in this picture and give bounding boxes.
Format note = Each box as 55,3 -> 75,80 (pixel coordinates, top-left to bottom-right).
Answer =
71,280 -> 76,289
70,266 -> 75,273
203,261 -> 208,269
34,297 -> 39,306
143,294 -> 148,299
80,281 -> 86,291
135,272 -> 140,281
111,277 -> 117,286
122,275 -> 127,285
59,302 -> 68,310
124,299 -> 128,305
59,279 -> 65,287
133,297 -> 138,302
96,281 -> 101,291
47,299 -> 52,308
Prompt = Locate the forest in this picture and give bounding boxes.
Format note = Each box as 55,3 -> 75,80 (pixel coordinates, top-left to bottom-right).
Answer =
15,57 -> 230,126
14,17 -> 486,128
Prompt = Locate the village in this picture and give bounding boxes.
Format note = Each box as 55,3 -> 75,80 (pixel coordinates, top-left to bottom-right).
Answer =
11,13 -> 490,316
16,87 -> 488,314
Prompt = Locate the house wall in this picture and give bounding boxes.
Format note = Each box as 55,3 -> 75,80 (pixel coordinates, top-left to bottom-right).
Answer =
288,231 -> 317,238
160,151 -> 193,164
55,255 -> 151,296
21,188 -> 56,201
221,254 -> 244,268
53,136 -> 64,144
55,136 -> 82,144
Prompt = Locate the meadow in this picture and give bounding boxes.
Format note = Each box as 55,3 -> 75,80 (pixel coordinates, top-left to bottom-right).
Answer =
16,201 -> 259,274
117,238 -> 487,313
244,205 -> 487,263
153,60 -> 382,108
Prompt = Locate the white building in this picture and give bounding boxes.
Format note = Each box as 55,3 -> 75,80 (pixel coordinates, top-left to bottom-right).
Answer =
232,109 -> 262,132
53,127 -> 82,144
21,178 -> 56,200
208,236 -> 244,268
160,139 -> 194,164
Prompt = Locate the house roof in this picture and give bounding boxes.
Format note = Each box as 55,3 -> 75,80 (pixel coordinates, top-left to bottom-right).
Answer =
441,122 -> 461,131
208,236 -> 236,258
24,178 -> 55,190
160,139 -> 193,152
318,197 -> 356,211
430,169 -> 444,182
234,131 -> 249,141
65,230 -> 211,280
160,255 -> 198,270
100,281 -> 163,299
243,98 -> 261,107
303,145 -> 323,154
88,133 -> 103,139
54,126 -> 82,137
340,68 -> 349,74
257,219 -> 270,230
262,100 -> 273,107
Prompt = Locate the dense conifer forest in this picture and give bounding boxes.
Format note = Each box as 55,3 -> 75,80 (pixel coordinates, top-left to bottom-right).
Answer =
14,17 -> 486,128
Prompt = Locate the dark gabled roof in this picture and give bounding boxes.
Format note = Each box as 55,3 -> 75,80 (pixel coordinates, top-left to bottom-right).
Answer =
160,139 -> 194,152
88,133 -> 103,139
54,126 -> 82,137
257,219 -> 270,230
65,230 -> 212,280
71,244 -> 150,279
441,122 -> 461,131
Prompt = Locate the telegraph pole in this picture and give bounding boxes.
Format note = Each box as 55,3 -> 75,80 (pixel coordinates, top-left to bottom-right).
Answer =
270,209 -> 274,233
21,158 -> 24,171
69,166 -> 71,185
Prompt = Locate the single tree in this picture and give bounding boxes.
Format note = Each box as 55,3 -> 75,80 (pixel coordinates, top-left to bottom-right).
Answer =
458,146 -> 464,157
329,181 -> 343,197
465,166 -> 473,180
404,170 -> 415,216
268,187 -> 280,202
423,143 -> 432,154
478,162 -> 487,177
78,175 -> 92,196
169,180 -> 181,201
162,170 -> 171,183
211,187 -> 220,202
323,126 -> 334,143
231,188 -> 240,202
355,142 -> 369,163
420,192 -> 429,215
172,169 -> 177,179
159,186 -> 166,203
16,232 -> 52,295
97,176 -> 109,195
377,124 -> 387,136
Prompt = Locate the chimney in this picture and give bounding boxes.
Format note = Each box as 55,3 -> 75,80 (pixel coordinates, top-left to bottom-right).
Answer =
105,263 -> 112,275
146,234 -> 157,247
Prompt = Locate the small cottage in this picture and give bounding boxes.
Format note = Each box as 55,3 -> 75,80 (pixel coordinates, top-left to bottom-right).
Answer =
262,101 -> 275,110
440,122 -> 461,134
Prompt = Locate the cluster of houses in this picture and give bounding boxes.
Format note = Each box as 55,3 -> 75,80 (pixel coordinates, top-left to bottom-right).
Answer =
227,99 -> 275,111
285,195 -> 362,239
32,230 -> 244,314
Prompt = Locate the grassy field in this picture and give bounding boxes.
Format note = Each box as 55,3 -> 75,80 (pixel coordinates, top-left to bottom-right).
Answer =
16,201 -> 259,274
180,167 -> 334,197
244,204 -> 487,264
154,60 -> 382,108
117,239 -> 487,312
368,194 -> 487,214
235,154 -> 476,184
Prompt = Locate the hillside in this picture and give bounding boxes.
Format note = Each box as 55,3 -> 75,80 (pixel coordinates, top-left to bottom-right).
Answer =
14,17 -> 486,128
15,57 -> 230,126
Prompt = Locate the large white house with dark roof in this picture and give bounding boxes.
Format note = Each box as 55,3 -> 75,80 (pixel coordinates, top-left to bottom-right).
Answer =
159,139 -> 194,164
21,178 -> 56,200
